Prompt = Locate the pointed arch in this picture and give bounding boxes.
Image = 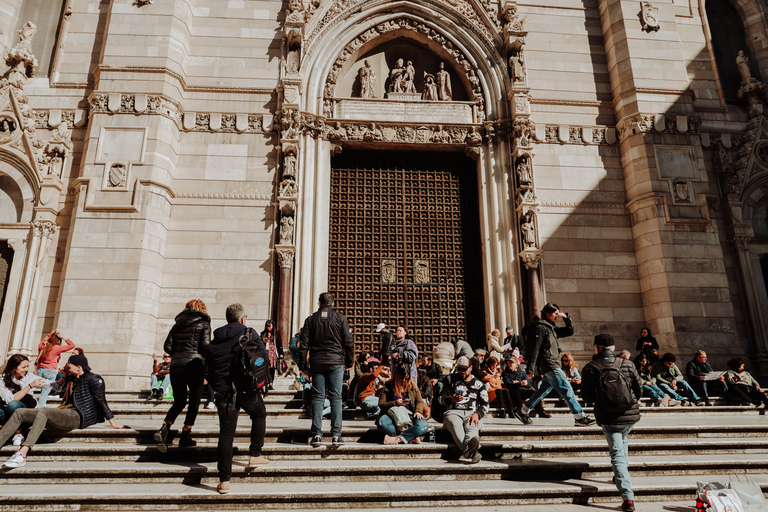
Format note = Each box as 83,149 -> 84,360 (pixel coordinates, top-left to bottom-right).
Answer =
0,156 -> 37,224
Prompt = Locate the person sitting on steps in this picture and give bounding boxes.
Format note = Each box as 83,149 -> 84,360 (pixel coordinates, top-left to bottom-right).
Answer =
376,363 -> 429,445
148,353 -> 171,400
651,352 -> 703,406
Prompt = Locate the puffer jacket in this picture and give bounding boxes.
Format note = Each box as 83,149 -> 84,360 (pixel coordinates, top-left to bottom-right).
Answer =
164,309 -> 211,368
582,349 -> 642,426
298,306 -> 354,370
524,315 -> 574,377
69,372 -> 115,429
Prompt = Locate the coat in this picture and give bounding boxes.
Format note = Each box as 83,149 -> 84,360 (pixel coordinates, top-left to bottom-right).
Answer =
524,315 -> 574,377
164,309 -> 211,368
207,322 -> 266,395
581,349 -> 642,426
298,306 -> 354,370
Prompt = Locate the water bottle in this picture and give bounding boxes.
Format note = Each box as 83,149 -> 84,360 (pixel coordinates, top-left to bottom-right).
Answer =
426,426 -> 436,443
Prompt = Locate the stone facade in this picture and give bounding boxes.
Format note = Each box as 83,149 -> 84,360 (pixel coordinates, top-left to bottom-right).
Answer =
0,0 -> 767,387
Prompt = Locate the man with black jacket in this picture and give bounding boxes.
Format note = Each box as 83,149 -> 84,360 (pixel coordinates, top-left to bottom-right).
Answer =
375,323 -> 393,364
581,334 -> 643,512
299,292 -> 354,447
207,303 -> 269,495
0,354 -> 124,469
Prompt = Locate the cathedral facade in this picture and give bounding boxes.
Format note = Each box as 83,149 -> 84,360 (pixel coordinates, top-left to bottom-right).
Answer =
0,0 -> 767,387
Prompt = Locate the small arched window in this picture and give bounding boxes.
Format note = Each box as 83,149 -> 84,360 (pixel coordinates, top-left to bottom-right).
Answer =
705,0 -> 751,103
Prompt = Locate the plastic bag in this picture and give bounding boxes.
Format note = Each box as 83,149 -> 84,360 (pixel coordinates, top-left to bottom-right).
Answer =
730,482 -> 768,511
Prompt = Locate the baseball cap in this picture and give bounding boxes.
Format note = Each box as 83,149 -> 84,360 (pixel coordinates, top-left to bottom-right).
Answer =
375,323 -> 386,333
456,356 -> 471,370
68,354 -> 91,372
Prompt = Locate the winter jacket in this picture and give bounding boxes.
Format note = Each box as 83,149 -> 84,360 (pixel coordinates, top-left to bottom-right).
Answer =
524,314 -> 574,377
378,330 -> 394,362
686,359 -> 713,382
164,309 -> 211,368
298,306 -> 354,370
487,335 -> 504,360
207,322 -> 265,395
377,380 -> 426,416
391,338 -> 419,382
651,361 -> 684,385
54,372 -> 115,429
453,339 -> 473,359
581,349 -> 642,426
501,367 -> 531,390
725,370 -> 761,389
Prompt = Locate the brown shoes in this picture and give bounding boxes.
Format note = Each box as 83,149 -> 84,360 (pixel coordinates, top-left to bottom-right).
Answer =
248,455 -> 270,467
217,481 -> 230,494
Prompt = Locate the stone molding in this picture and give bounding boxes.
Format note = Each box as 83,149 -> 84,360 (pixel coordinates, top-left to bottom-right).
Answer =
175,193 -> 272,201
616,113 -> 701,142
33,109 -> 87,129
89,93 -> 183,127
95,66 -> 276,94
533,124 -> 616,146
539,201 -> 627,210
322,17 -> 487,121
321,120 -> 483,145
276,246 -> 296,269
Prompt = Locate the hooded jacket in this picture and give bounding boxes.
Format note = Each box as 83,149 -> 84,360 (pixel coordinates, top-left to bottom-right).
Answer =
581,348 -> 642,426
207,322 -> 266,395
164,309 -> 211,368
524,314 -> 574,376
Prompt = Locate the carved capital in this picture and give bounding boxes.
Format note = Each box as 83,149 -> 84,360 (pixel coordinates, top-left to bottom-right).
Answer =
31,220 -> 58,238
728,236 -> 750,252
276,247 -> 295,269
519,250 -> 542,269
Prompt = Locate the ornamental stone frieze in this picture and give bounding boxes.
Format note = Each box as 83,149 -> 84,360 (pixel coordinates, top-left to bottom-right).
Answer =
616,113 -> 702,142
33,109 -> 87,129
319,120 -> 484,146
532,124 -> 617,146
89,93 -> 184,127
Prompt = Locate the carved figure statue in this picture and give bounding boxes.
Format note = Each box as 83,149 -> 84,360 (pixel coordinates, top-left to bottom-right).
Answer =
363,123 -> 383,142
283,151 -> 297,178
289,0 -> 302,12
280,216 -> 295,245
279,179 -> 298,198
359,60 -> 376,98
509,51 -> 524,82
737,50 -> 753,84
404,61 -> 416,93
6,21 -> 38,86
327,122 -> 347,141
423,74 -> 438,100
286,47 -> 300,75
468,69 -> 480,91
389,58 -> 406,93
467,126 -> 482,145
433,125 -> 450,143
51,123 -> 71,145
436,62 -> 452,101
521,213 -> 536,248
516,158 -> 532,184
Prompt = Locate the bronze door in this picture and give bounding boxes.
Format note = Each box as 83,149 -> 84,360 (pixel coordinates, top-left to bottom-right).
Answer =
329,150 -> 484,357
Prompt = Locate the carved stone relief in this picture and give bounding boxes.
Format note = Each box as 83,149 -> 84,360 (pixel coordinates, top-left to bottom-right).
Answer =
640,1 -> 660,32
279,178 -> 298,199
414,259 -> 430,284
280,216 -> 295,245
381,259 -> 396,284
107,162 -> 128,188
521,211 -> 536,249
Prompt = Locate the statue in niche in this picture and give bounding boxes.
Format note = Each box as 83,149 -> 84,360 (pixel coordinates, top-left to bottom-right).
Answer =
516,158 -> 532,184
279,178 -> 298,198
327,122 -> 347,141
388,58 -> 406,94
422,74 -> 438,100
467,126 -> 482,145
108,162 -> 128,188
433,125 -> 450,143
509,51 -> 525,82
737,50 -> 753,84
358,60 -> 376,98
363,123 -> 383,141
286,46 -> 300,75
521,212 -> 536,248
468,69 -> 480,91
280,216 -> 295,245
283,151 -> 297,178
435,62 -> 452,101
404,61 -> 416,93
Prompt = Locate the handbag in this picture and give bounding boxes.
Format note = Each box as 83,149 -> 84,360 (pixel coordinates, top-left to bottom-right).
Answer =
387,405 -> 413,433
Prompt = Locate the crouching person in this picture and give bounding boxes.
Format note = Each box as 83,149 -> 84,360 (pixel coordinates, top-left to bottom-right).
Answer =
581,334 -> 642,512
438,356 -> 489,464
377,363 -> 428,444
1,354 -> 124,468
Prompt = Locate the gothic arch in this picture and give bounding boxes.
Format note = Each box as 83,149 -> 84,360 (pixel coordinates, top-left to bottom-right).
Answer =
0,159 -> 36,224
726,0 -> 768,78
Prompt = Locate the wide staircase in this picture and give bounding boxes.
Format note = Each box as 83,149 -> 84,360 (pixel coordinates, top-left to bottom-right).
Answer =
0,376 -> 766,511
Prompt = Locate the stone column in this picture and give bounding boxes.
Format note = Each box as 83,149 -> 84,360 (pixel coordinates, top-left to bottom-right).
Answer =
21,221 -> 59,354
9,221 -> 45,354
276,246 -> 295,353
521,252 -> 542,317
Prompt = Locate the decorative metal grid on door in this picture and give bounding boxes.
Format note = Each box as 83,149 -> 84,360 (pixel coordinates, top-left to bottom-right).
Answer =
329,150 -> 484,357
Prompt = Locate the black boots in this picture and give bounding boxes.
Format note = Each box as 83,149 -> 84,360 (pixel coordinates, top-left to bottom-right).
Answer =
534,402 -> 551,418
179,429 -> 196,448
154,423 -> 170,453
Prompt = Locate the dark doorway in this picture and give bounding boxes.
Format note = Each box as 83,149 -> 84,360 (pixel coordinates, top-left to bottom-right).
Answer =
329,149 -> 485,357
0,242 -> 13,325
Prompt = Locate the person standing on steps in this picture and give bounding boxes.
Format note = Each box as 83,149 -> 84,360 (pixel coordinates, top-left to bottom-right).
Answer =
513,302 -> 596,427
35,331 -> 75,407
207,303 -> 270,495
375,323 -> 394,365
154,299 -> 211,452
299,292 -> 355,447
581,334 -> 642,512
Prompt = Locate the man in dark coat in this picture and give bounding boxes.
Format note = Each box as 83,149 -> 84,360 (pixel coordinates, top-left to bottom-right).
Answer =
375,323 -> 393,364
299,292 -> 354,447
207,303 -> 269,495
514,302 -> 595,427
0,355 -> 124,469
685,350 -> 727,406
581,334 -> 643,512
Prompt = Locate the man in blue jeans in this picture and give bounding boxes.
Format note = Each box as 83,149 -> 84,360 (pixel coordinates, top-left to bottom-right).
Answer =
514,302 -> 595,427
581,334 -> 643,512
298,292 -> 355,447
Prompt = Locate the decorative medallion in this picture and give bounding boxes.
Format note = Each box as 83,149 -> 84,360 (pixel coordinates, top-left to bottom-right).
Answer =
381,259 -> 396,284
414,259 -> 430,284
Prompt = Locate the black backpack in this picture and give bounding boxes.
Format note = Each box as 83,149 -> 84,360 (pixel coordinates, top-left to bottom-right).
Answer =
234,327 -> 269,394
589,357 -> 634,412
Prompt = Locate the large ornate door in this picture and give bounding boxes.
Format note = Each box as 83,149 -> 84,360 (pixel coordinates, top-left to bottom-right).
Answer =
329,150 -> 484,356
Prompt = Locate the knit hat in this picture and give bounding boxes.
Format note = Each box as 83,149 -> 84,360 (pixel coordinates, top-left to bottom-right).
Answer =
593,334 -> 615,347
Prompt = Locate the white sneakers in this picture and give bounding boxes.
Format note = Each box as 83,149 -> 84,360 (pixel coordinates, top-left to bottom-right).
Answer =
3,452 -> 26,468
11,433 -> 23,446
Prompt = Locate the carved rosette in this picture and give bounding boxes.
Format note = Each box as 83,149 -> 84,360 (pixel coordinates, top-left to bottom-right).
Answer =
276,247 -> 295,269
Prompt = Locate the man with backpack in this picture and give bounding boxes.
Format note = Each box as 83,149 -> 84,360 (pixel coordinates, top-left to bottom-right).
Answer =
299,292 -> 355,447
581,333 -> 643,512
207,303 -> 270,495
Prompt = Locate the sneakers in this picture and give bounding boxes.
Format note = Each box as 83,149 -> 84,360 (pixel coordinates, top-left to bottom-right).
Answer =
205,401 -> 215,410
680,399 -> 690,407
11,434 -> 24,447
695,400 -> 706,407
668,399 -> 681,407
459,437 -> 481,464
146,389 -> 158,401
154,423 -> 170,453
310,435 -> 322,447
3,452 -> 26,468
216,481 -> 230,494
661,394 -> 670,407
574,415 -> 596,427
331,436 -> 345,447
621,499 -> 635,511
513,409 -> 533,426
248,455 -> 269,467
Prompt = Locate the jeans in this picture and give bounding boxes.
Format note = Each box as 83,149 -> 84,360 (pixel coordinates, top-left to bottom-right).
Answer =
360,396 -> 380,416
658,381 -> 699,402
36,368 -> 59,408
603,423 -> 635,501
310,364 -> 344,438
377,414 -> 428,443
164,358 -> 205,427
525,368 -> 585,418
443,409 -> 483,450
215,390 -> 266,482
690,379 -> 727,401
150,375 -> 171,391
0,408 -> 80,449
642,384 -> 664,400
